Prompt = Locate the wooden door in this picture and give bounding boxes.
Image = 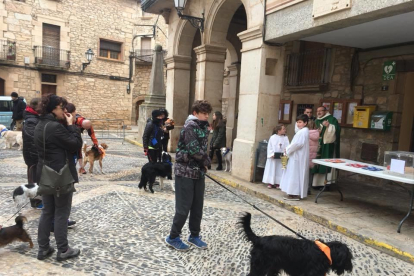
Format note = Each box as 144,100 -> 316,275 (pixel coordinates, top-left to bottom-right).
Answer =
42,23 -> 60,66
41,84 -> 57,96
0,78 -> 4,96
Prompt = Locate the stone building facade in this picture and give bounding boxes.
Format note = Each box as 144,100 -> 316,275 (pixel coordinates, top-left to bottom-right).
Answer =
0,0 -> 167,125
142,0 -> 414,182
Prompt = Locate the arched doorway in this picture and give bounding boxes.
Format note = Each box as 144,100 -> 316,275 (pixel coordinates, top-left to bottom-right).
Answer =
0,78 -> 4,96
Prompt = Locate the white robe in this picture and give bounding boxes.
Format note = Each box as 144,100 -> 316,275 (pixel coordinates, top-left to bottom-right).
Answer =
262,135 -> 290,185
280,128 -> 310,198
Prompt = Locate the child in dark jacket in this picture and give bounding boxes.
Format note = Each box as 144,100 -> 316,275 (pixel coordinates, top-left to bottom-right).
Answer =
142,109 -> 165,163
165,100 -> 212,251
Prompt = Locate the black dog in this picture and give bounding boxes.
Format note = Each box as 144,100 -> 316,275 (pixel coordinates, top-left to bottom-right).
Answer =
138,152 -> 173,193
239,213 -> 353,276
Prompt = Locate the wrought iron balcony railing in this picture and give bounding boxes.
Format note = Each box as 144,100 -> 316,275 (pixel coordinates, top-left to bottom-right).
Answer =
33,46 -> 71,69
285,48 -> 331,86
135,49 -> 167,63
0,39 -> 16,61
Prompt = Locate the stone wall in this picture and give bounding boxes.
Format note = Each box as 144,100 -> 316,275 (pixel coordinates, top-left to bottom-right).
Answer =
0,0 -> 168,124
281,41 -> 411,166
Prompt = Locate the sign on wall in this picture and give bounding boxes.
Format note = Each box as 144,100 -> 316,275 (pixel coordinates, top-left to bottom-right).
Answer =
266,0 -> 307,14
383,61 -> 396,81
312,0 -> 351,18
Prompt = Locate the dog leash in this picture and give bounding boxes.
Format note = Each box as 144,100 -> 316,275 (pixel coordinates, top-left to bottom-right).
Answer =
4,201 -> 31,223
205,173 -> 309,240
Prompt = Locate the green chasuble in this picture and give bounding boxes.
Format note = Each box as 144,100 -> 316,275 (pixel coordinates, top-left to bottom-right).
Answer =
311,113 -> 341,174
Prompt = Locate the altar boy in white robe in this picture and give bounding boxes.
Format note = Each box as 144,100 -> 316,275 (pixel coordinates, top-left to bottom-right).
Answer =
280,114 -> 310,200
262,124 -> 290,189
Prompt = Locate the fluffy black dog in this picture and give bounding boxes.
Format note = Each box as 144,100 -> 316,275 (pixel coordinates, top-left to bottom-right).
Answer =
239,213 -> 353,276
138,152 -> 173,193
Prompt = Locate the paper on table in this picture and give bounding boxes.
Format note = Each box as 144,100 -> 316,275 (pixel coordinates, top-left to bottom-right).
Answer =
390,159 -> 406,174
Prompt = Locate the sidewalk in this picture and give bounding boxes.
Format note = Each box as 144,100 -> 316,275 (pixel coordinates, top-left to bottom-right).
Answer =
125,134 -> 414,264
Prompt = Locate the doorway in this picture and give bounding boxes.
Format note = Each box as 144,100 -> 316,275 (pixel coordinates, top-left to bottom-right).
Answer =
0,78 -> 4,96
398,72 -> 414,151
41,84 -> 57,96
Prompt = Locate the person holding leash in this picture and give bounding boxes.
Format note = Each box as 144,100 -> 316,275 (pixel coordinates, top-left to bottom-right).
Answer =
165,100 -> 212,251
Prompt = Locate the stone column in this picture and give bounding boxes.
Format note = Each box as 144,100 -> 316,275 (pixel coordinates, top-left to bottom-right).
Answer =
225,63 -> 240,148
137,45 -> 166,143
193,44 -> 227,115
231,26 -> 285,181
165,55 -> 192,151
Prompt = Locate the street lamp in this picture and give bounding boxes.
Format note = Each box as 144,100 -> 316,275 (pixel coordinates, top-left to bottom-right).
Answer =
81,48 -> 94,72
174,0 -> 204,32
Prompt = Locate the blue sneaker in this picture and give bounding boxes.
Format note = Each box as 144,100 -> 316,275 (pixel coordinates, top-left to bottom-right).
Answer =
165,236 -> 190,251
187,235 -> 208,249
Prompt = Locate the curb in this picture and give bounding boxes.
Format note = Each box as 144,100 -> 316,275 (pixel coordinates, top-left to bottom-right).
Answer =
125,137 -> 143,148
207,173 -> 414,264
123,138 -> 414,264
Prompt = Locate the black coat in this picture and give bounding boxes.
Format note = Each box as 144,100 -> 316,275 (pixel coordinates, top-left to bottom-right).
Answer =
34,114 -> 82,183
210,121 -> 227,149
12,97 -> 26,120
142,119 -> 163,149
22,110 -> 40,166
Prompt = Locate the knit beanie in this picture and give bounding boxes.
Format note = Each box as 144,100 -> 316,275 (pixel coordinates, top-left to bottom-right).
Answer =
152,109 -> 163,119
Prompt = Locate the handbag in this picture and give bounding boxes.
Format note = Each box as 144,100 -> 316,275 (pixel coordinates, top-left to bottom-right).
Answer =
151,126 -> 159,146
37,122 -> 76,197
323,124 -> 336,144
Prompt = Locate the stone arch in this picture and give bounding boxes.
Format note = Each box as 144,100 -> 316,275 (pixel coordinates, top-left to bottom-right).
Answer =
175,20 -> 199,57
205,0 -> 250,46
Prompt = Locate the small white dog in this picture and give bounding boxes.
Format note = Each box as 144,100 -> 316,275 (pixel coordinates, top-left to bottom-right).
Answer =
220,147 -> 232,172
0,124 -> 23,150
12,183 -> 39,211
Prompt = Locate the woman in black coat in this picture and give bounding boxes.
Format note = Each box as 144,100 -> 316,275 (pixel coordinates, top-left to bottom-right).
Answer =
22,98 -> 41,183
209,111 -> 227,170
34,94 -> 82,261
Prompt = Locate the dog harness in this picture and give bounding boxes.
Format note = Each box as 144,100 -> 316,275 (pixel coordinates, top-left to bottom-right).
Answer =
1,128 -> 9,135
315,240 -> 332,266
223,148 -> 230,157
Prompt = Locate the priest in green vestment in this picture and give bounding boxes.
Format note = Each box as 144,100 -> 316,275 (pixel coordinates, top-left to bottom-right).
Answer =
311,106 -> 341,186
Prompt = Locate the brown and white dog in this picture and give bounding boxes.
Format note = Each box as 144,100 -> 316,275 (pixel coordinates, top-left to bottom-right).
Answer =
0,216 -> 33,248
0,124 -> 23,150
82,142 -> 108,174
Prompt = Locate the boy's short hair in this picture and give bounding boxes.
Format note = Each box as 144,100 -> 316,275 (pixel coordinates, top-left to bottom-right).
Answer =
296,114 -> 309,123
272,124 -> 284,135
191,100 -> 212,114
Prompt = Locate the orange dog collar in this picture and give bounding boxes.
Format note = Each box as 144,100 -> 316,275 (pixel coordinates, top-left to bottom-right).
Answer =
315,240 -> 332,265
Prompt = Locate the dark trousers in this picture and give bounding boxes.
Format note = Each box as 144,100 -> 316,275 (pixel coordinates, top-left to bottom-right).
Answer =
38,192 -> 73,252
161,138 -> 169,152
147,148 -> 161,163
209,148 -> 222,167
170,175 -> 205,239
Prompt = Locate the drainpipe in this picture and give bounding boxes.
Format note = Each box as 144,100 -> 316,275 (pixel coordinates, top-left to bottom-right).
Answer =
263,0 -> 284,47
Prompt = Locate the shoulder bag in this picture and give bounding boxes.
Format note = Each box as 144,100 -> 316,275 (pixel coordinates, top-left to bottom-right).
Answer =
37,122 -> 76,197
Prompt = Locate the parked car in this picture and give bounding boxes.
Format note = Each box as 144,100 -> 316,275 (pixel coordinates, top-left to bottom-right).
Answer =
0,96 -> 13,129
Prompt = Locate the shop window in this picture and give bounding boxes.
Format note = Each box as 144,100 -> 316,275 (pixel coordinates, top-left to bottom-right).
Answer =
99,39 -> 122,61
286,42 -> 331,86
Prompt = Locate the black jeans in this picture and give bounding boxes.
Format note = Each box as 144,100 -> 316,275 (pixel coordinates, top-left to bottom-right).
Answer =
161,137 -> 169,153
170,175 -> 205,239
209,148 -> 222,168
38,192 -> 73,252
147,148 -> 161,163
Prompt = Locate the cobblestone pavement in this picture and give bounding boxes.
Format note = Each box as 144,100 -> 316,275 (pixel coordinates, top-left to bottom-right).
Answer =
1,138 -> 414,276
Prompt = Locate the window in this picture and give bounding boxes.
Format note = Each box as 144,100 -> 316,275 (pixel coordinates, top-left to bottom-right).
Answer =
41,74 -> 57,83
286,42 -> 331,87
99,39 -> 122,60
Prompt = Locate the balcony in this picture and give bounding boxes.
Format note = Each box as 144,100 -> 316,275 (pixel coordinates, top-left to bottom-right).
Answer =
285,48 -> 331,91
33,46 -> 71,69
135,49 -> 167,64
0,39 -> 16,62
